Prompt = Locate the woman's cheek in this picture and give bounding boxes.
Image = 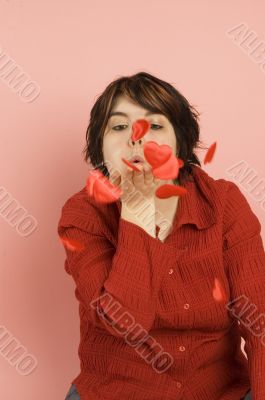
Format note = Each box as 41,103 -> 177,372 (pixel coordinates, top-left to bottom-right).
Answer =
112,137 -> 128,158
104,148 -> 127,175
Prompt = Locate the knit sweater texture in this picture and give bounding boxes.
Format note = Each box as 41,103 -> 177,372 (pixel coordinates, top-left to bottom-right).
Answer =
57,164 -> 265,400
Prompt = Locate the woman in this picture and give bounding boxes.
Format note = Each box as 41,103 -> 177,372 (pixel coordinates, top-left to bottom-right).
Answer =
58,72 -> 264,399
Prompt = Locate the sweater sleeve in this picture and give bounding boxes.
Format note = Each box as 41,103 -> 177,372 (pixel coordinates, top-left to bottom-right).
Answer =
222,181 -> 265,400
57,196 -> 171,339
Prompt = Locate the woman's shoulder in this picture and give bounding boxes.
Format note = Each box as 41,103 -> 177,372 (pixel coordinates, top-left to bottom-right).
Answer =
190,164 -> 261,229
191,164 -> 250,203
60,185 -> 94,214
57,185 -> 119,235
58,186 -> 100,232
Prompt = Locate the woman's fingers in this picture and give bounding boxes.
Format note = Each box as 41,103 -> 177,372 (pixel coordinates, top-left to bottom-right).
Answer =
143,164 -> 154,186
108,162 -> 163,204
120,166 -> 133,196
132,164 -> 145,187
121,166 -> 139,204
121,165 -> 133,183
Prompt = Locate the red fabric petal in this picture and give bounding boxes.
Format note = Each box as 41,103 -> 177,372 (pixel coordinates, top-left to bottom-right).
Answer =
212,278 -> 226,302
155,184 -> 188,199
121,157 -> 141,172
86,169 -> 97,197
204,142 -> 217,164
152,154 -> 179,180
86,169 -> 122,204
59,236 -> 85,251
144,141 -> 172,168
177,158 -> 184,168
131,119 -> 150,141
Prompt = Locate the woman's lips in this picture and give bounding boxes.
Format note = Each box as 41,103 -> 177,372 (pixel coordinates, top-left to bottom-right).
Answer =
129,155 -> 145,163
121,157 -> 142,172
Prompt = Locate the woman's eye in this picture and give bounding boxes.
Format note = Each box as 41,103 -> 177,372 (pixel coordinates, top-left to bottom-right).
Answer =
112,124 -> 162,131
112,124 -> 127,131
151,124 -> 163,130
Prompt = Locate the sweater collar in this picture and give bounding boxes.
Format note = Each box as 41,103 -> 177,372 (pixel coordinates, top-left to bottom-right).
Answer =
174,164 -> 218,230
115,164 -> 218,231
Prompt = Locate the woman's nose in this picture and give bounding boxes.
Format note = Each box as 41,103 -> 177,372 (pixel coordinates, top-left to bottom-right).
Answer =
129,137 -> 143,147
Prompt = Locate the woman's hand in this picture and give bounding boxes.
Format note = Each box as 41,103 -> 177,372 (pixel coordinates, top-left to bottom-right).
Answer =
109,163 -> 161,203
109,164 -> 161,237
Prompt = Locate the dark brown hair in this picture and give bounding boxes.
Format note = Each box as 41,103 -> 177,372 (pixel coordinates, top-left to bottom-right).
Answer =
82,71 -> 207,185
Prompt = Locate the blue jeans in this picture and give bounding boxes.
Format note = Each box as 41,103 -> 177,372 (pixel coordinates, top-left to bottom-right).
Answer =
64,383 -> 251,400
65,383 -> 80,400
241,389 -> 252,400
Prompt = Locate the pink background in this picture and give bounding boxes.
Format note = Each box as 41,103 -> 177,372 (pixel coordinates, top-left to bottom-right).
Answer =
1,1 -> 264,398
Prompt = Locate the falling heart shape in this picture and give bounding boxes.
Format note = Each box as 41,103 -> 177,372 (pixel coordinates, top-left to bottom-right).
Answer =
59,236 -> 85,251
86,169 -> 122,204
131,119 -> 150,141
155,184 -> 188,199
144,141 -> 172,168
212,277 -> 226,302
204,141 -> 217,164
121,157 -> 141,172
152,153 -> 180,180
178,158 -> 184,168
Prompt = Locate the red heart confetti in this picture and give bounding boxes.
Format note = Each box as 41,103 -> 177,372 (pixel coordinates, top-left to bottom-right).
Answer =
155,184 -> 188,199
152,153 -> 180,180
144,141 -> 172,168
204,142 -> 217,164
177,158 -> 184,168
212,277 -> 226,302
59,236 -> 85,251
131,119 -> 150,141
121,157 -> 141,172
86,169 -> 122,204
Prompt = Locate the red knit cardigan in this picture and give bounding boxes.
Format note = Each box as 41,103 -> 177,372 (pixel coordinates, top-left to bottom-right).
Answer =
57,165 -> 265,400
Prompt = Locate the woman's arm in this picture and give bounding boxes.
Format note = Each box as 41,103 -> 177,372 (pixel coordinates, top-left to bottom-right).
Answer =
57,195 -> 170,340
223,181 -> 265,400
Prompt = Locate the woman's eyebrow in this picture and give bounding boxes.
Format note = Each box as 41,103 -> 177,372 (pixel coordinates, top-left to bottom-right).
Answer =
109,111 -> 163,118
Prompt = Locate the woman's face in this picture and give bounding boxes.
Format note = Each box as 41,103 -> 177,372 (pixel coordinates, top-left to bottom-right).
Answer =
102,94 -> 177,178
